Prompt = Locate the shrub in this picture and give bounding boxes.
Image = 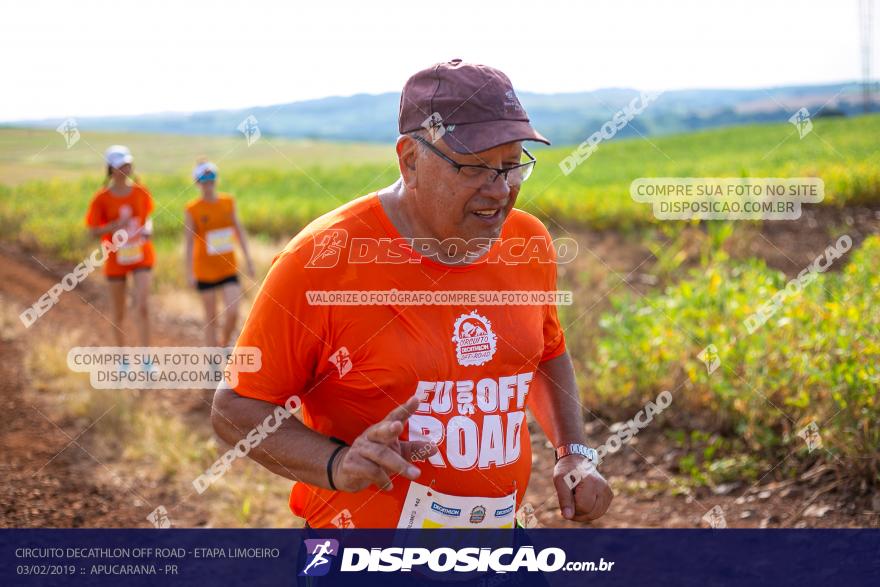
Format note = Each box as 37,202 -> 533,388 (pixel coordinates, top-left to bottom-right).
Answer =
588,236 -> 880,484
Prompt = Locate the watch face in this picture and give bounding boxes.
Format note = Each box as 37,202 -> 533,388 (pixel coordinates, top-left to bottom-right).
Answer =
556,444 -> 598,465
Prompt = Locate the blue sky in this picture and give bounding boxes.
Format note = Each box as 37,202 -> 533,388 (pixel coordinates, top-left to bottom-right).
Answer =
0,0 -> 874,120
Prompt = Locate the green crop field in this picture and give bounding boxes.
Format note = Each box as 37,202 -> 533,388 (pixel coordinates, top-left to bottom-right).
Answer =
2,114 -> 878,259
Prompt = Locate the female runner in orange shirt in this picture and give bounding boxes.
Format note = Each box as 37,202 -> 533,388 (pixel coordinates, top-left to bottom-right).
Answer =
85,145 -> 156,372
184,160 -> 255,348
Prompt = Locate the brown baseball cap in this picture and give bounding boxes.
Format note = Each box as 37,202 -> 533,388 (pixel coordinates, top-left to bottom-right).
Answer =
398,58 -> 550,154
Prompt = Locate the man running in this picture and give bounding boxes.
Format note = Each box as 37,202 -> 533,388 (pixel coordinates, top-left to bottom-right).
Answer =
301,540 -> 334,575
212,59 -> 613,528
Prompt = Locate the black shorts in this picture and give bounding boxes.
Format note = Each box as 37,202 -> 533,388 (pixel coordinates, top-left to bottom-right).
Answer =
196,274 -> 239,291
107,267 -> 152,282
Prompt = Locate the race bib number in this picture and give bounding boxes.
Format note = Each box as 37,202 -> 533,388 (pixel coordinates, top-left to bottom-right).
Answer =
116,243 -> 143,265
396,481 -> 516,529
206,227 -> 235,255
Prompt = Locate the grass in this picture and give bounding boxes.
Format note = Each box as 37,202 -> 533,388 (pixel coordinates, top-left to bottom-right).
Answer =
0,293 -> 22,342
588,235 -> 880,485
24,333 -> 300,528
2,114 -> 879,263
0,127 -> 392,185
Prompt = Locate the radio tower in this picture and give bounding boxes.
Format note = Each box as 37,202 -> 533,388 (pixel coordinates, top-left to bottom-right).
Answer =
861,0 -> 875,112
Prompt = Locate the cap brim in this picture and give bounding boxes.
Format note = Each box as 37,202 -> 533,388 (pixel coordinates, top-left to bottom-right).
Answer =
108,155 -> 133,168
440,119 -> 550,154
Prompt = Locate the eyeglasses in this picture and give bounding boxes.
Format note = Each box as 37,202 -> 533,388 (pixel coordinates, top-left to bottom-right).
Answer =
412,134 -> 536,187
197,171 -> 216,183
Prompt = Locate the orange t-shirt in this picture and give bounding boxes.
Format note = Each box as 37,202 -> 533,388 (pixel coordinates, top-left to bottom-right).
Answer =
230,192 -> 566,528
185,194 -> 238,282
84,184 -> 155,276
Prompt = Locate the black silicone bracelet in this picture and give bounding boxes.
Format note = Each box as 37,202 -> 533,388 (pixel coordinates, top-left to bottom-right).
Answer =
326,438 -> 348,491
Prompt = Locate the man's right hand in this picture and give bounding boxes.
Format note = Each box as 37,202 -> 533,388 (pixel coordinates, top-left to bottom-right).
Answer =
331,395 -> 437,493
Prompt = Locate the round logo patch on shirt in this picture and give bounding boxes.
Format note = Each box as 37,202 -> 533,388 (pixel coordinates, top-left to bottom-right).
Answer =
469,505 -> 487,524
451,310 -> 497,366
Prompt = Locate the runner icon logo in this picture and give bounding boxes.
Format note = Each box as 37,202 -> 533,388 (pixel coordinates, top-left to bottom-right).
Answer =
300,539 -> 340,577
329,346 -> 353,378
452,310 -> 497,367
306,228 -> 348,268
332,509 -> 356,529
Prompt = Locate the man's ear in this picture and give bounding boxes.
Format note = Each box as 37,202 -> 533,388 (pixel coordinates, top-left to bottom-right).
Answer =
396,135 -> 419,189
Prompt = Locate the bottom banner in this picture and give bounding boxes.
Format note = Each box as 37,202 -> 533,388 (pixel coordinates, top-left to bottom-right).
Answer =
1,529 -> 877,586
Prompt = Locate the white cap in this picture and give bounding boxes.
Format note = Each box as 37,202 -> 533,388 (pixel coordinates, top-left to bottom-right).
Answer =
192,161 -> 218,181
105,145 -> 133,169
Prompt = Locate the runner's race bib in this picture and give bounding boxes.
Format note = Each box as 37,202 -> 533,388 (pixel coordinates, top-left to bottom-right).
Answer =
396,480 -> 516,529
117,216 -> 145,265
116,243 -> 143,265
206,227 -> 235,255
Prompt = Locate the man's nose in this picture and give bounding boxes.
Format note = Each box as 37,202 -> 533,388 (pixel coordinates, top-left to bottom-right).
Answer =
480,172 -> 511,202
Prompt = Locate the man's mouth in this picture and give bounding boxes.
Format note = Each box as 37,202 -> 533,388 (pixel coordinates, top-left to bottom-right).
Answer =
471,208 -> 502,221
